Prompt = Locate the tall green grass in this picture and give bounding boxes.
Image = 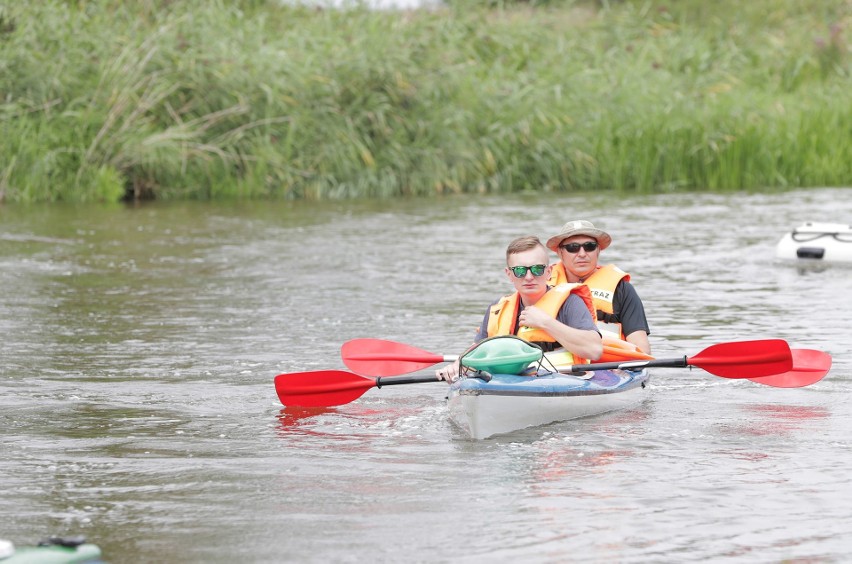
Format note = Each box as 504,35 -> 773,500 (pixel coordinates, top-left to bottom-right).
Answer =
0,0 -> 849,202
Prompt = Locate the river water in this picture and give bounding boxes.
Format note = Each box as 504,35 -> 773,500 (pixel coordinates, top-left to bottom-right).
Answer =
1,187 -> 851,563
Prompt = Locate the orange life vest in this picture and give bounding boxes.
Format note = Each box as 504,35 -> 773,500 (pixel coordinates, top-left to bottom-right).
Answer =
485,284 -> 595,364
548,263 -> 630,339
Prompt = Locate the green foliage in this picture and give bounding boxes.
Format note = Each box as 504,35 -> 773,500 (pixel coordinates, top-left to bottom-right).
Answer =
0,0 -> 849,202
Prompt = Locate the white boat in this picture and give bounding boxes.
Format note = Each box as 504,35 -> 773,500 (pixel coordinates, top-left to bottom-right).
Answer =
0,536 -> 102,563
446,368 -> 650,439
776,222 -> 852,262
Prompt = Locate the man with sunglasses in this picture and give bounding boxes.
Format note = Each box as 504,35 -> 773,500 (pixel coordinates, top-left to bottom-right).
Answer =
437,235 -> 602,382
546,220 -> 651,354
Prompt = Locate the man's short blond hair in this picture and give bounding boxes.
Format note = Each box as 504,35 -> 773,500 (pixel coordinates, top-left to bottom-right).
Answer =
506,235 -> 546,261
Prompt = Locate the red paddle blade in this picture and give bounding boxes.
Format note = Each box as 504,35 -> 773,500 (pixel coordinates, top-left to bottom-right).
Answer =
274,370 -> 376,407
747,349 -> 832,388
342,338 -> 446,377
687,339 -> 792,378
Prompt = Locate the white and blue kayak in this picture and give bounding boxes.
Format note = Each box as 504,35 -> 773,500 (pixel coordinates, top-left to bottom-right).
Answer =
776,222 -> 852,262
447,367 -> 650,439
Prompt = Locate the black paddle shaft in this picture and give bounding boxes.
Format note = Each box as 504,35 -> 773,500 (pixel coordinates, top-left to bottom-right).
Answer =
564,356 -> 689,373
375,374 -> 443,387
375,370 -> 493,387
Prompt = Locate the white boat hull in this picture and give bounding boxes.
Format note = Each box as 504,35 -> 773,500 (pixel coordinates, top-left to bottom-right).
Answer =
447,369 -> 650,439
776,222 -> 852,263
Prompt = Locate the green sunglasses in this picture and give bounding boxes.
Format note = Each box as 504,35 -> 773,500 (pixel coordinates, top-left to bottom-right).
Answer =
509,264 -> 547,278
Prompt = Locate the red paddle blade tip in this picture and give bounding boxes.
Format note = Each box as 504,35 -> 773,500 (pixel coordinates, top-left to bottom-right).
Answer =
748,349 -> 832,388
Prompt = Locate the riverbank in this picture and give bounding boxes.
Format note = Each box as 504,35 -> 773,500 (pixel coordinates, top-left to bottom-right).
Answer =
1,0 -> 849,202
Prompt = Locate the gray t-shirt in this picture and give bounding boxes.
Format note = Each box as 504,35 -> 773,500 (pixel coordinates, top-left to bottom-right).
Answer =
474,291 -> 599,352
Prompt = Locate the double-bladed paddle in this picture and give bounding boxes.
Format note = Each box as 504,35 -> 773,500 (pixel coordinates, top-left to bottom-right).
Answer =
276,340 -> 831,407
343,338 -> 831,385
341,337 -> 653,377
343,338 -> 810,379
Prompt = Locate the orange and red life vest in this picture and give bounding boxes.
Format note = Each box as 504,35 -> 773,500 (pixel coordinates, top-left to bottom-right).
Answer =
484,283 -> 595,364
548,263 -> 629,339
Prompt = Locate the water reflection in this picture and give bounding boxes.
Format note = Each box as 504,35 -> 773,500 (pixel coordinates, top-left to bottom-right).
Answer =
746,404 -> 831,420
740,404 -> 832,434
275,401 -> 431,441
276,406 -> 335,429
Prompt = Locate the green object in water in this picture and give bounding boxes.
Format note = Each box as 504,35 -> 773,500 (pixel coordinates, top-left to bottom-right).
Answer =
0,537 -> 102,564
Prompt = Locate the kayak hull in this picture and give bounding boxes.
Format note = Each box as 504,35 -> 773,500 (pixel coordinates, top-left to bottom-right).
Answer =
775,222 -> 852,263
447,368 -> 650,439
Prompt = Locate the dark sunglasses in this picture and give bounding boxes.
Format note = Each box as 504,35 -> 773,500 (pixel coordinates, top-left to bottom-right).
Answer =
560,241 -> 599,253
509,264 -> 547,278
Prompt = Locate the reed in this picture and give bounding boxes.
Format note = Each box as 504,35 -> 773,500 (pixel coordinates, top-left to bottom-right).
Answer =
0,0 -> 849,202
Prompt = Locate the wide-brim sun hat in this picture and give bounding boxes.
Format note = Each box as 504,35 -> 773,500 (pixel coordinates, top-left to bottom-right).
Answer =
545,220 -> 612,252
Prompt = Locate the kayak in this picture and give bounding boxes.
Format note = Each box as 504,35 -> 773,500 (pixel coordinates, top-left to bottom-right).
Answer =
0,537 -> 102,564
446,367 -> 650,439
775,222 -> 852,262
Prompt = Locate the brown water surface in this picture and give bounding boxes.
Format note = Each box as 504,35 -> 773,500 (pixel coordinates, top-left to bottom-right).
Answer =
1,188 -> 851,562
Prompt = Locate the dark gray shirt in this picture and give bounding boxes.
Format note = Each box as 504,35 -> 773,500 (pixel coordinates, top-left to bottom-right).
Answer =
599,280 -> 651,337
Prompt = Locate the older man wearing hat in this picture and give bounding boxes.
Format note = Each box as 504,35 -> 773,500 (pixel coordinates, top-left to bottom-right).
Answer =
546,220 -> 651,354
